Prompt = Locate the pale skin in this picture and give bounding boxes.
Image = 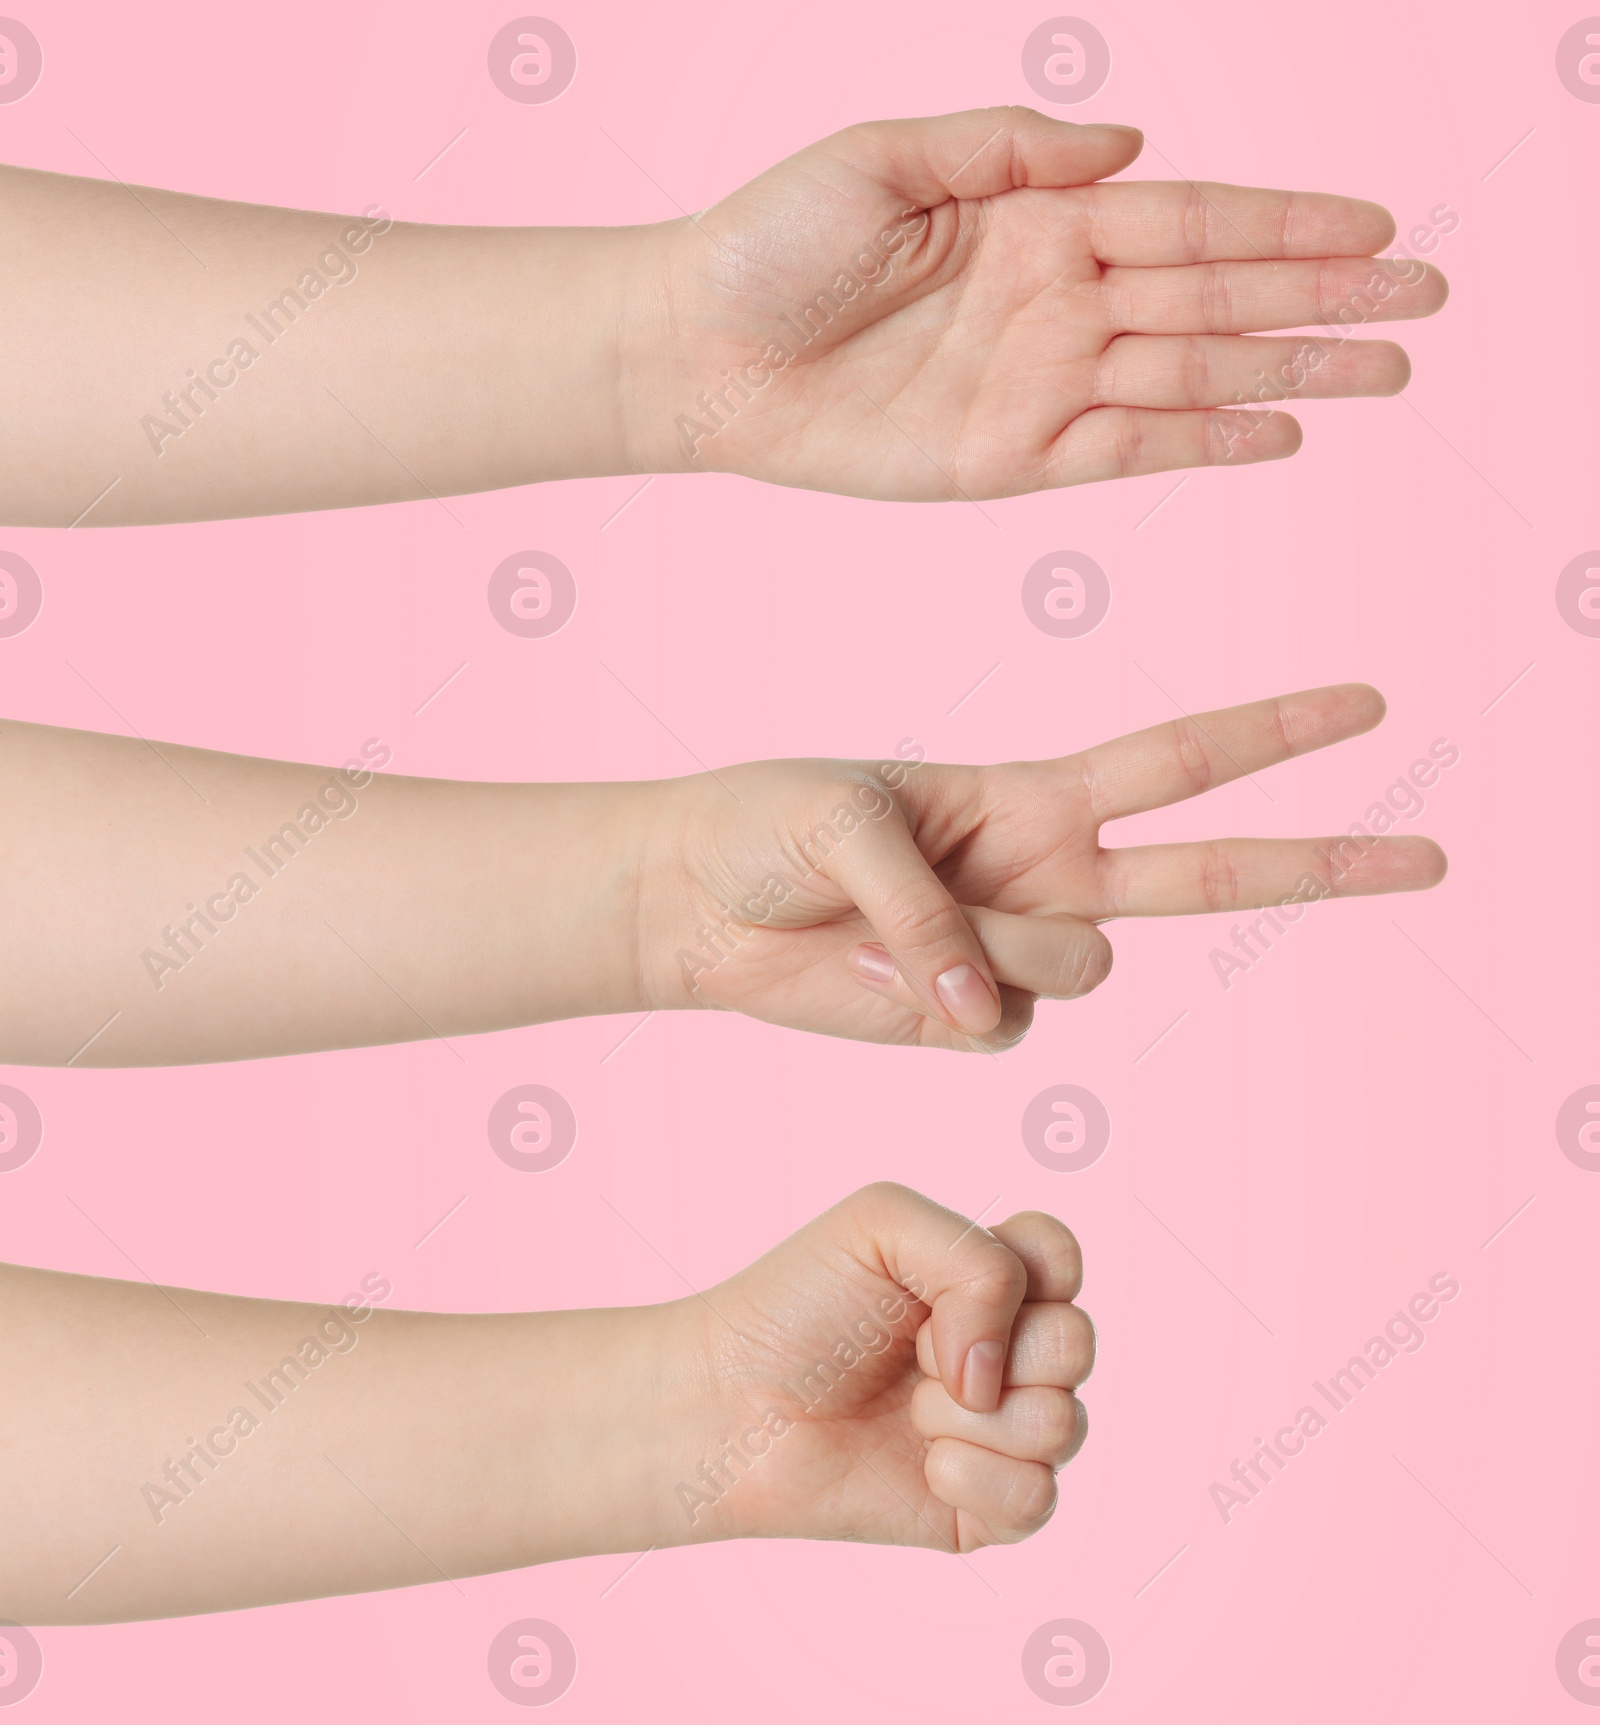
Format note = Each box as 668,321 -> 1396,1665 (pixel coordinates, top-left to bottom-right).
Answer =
0,106 -> 1457,1634
0,683 -> 1444,1066
5,1184 -> 1092,1624
0,107 -> 1445,526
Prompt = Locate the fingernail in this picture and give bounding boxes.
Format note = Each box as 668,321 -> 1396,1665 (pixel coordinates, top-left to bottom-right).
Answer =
935,964 -> 998,1034
850,944 -> 897,985
960,1338 -> 1006,1410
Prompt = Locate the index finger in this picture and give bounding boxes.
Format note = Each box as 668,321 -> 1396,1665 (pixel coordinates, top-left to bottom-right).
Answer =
1080,179 -> 1395,266
1071,682 -> 1386,823
846,1182 -> 1029,1414
986,1211 -> 1083,1302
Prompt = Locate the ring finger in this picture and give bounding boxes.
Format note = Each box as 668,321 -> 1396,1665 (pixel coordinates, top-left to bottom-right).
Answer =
1096,333 -> 1409,410
913,1380 -> 1087,1468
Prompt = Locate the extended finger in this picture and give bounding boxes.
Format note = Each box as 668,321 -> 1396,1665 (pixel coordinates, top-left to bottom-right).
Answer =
822,106 -> 1144,208
1096,833 -> 1448,918
1102,256 -> 1448,335
1080,180 -> 1395,265
1095,333 -> 1409,410
1070,683 -> 1386,823
1045,404 -> 1301,486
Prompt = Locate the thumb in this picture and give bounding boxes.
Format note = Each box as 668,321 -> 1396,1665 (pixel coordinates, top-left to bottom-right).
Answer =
821,106 -> 1144,207
843,1183 -> 1028,1414
824,808 -> 1003,1039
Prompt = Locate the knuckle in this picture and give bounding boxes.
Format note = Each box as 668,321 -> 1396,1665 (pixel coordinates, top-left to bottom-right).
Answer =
847,1179 -> 921,1222
1312,258 -> 1335,327
1039,1318 -> 1075,1383
1006,1463 -> 1059,1529
1180,334 -> 1211,404
876,877 -> 966,957
1113,409 -> 1148,478
1091,338 -> 1120,407
910,1374 -> 946,1429
1169,716 -> 1217,796
1268,695 -> 1297,757
1056,926 -> 1113,996
1196,840 -> 1243,913
1199,259 -> 1233,331
1095,852 -> 1129,916
1062,1305 -> 1097,1381
963,1245 -> 1028,1310
1031,1389 -> 1079,1461
1009,1207 -> 1070,1243
1182,181 -> 1211,262
923,1437 -> 960,1498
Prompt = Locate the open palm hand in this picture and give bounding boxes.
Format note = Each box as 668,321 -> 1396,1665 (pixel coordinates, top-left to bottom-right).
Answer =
648,108 -> 1446,499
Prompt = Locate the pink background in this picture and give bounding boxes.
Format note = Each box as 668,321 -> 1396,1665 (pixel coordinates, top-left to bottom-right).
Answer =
0,0 -> 1595,1716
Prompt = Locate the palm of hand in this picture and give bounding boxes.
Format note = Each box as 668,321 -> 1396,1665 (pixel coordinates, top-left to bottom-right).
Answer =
672,182 -> 1113,500
647,109 -> 1439,500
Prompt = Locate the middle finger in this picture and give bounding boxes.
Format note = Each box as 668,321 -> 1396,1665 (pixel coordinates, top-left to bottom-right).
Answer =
1101,256 -> 1447,335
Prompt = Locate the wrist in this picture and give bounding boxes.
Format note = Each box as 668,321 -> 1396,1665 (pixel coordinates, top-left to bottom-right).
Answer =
598,1295 -> 764,1553
482,222 -> 689,483
488,1296 -> 741,1562
627,772 -> 735,1015
610,219 -> 702,478
501,779 -> 665,1021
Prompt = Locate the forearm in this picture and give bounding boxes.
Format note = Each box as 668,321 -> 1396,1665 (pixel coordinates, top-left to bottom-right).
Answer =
0,720 -> 662,1064
0,1261 -> 702,1623
0,166 -> 681,526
